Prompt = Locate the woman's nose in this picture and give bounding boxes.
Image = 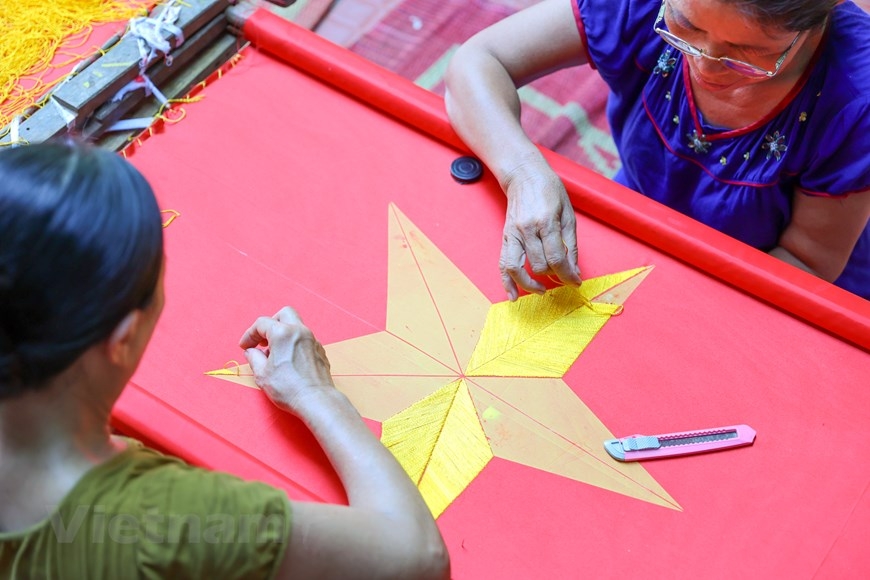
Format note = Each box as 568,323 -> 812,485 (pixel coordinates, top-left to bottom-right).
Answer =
694,53 -> 729,75
697,38 -> 734,68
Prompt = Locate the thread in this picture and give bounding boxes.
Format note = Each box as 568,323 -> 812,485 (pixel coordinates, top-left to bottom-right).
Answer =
381,380 -> 493,518
546,275 -> 624,315
204,360 -> 248,376
0,0 -> 152,130
160,208 -> 180,228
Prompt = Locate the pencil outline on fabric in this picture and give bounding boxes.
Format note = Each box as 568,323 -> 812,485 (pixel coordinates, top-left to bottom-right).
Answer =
604,424 -> 756,461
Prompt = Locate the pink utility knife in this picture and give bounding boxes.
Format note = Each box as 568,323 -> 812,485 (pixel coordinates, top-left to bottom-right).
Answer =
604,424 -> 756,462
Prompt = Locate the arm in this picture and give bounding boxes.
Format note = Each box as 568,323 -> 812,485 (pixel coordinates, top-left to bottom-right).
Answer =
444,0 -> 588,300
239,307 -> 449,580
770,189 -> 870,282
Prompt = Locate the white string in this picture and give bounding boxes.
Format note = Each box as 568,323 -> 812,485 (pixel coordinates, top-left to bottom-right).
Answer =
9,116 -> 20,147
108,0 -> 185,130
111,74 -> 169,106
128,0 -> 184,70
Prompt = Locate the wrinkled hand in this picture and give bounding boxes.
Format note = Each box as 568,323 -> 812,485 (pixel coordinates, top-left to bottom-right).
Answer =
500,166 -> 581,301
239,306 -> 336,414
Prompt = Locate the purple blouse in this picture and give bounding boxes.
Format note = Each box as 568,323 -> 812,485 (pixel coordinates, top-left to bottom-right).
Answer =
575,0 -> 870,299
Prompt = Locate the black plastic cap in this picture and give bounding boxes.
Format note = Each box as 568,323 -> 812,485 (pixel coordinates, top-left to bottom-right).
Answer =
450,156 -> 484,184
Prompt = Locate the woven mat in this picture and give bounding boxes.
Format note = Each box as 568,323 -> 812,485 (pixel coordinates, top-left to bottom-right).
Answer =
347,0 -> 617,178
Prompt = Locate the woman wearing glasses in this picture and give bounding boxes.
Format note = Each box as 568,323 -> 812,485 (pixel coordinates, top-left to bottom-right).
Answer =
445,0 -> 870,301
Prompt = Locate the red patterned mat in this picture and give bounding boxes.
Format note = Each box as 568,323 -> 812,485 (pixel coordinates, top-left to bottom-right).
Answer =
348,0 -> 620,178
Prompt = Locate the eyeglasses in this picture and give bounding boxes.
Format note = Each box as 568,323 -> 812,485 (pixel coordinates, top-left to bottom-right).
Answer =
653,0 -> 803,78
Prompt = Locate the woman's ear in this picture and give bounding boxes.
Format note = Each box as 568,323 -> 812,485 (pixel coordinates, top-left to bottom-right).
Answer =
105,310 -> 143,367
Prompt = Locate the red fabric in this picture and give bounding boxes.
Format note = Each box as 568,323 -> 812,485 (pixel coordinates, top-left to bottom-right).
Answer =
243,9 -> 870,350
114,11 -> 870,578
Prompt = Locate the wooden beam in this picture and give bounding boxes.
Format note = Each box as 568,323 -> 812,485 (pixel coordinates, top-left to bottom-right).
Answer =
87,13 -> 232,145
1,0 -> 230,146
97,21 -> 241,151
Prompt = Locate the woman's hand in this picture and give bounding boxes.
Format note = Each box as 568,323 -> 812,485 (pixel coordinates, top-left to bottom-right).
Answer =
239,307 -> 450,579
443,0 -> 588,301
239,306 -> 335,415
500,160 -> 582,300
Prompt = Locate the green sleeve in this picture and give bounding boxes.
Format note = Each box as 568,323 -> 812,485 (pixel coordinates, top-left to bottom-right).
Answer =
1,444 -> 292,580
135,464 -> 292,580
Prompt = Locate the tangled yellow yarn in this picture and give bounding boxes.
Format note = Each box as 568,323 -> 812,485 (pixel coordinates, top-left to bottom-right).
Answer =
0,0 -> 152,132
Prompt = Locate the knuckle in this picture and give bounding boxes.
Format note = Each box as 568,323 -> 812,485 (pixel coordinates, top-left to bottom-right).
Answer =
530,263 -> 550,275
546,254 -> 567,268
500,261 -> 523,276
518,218 -> 546,236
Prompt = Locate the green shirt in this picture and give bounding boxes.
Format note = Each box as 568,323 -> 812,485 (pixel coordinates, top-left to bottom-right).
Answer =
0,440 -> 291,579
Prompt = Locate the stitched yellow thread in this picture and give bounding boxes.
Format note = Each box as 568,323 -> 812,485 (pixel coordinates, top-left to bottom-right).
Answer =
546,275 -> 623,315
465,267 -> 648,378
381,380 -> 493,518
578,291 -> 623,315
204,360 -> 247,376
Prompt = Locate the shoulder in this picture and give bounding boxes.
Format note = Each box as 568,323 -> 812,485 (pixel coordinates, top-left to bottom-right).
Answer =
821,2 -> 870,100
797,97 -> 870,195
575,0 -> 662,74
68,442 -> 292,579
576,0 -> 658,30
575,0 -> 659,46
96,440 -> 285,508
794,6 -> 870,195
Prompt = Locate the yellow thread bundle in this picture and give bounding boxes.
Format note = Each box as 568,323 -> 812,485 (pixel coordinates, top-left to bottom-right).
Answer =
0,0 -> 151,132
381,380 -> 493,518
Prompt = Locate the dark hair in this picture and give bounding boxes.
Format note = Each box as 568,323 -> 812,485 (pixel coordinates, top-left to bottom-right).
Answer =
724,0 -> 838,32
0,142 -> 163,399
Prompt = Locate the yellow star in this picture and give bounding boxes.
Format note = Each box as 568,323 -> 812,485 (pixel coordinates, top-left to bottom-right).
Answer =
208,204 -> 679,516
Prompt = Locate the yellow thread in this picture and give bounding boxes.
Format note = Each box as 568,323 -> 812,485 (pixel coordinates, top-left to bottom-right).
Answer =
159,108 -> 186,124
381,380 -> 493,518
466,283 -> 625,378
168,95 -> 203,105
578,292 -> 620,315
154,95 -> 203,124
0,1 -> 152,129
204,360 -> 245,376
547,275 -> 622,315
47,54 -> 86,68
160,209 -> 180,228
100,61 -> 137,68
